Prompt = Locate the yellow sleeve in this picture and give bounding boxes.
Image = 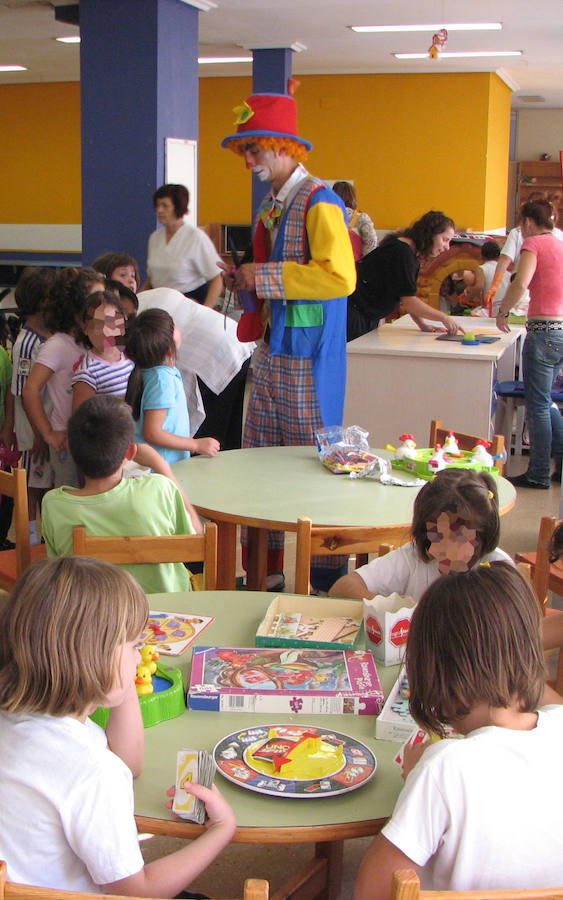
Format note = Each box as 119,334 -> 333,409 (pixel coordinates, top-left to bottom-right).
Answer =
282,201 -> 357,300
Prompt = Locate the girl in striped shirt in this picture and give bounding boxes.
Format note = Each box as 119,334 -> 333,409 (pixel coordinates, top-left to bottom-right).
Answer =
72,290 -> 133,412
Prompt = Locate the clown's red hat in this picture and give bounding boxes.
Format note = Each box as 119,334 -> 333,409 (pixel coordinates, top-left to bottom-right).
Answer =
221,92 -> 312,151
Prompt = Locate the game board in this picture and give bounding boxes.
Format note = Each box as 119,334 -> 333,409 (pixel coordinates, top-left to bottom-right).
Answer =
214,724 -> 377,798
140,610 -> 214,655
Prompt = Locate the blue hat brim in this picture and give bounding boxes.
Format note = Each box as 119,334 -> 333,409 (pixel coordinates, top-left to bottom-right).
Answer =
221,129 -> 313,151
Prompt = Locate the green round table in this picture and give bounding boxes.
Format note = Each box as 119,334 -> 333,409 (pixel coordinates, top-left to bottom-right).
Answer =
135,591 -> 402,900
173,446 -> 517,590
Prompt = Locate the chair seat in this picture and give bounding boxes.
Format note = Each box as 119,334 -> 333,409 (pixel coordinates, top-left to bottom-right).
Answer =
0,543 -> 47,590
495,380 -> 563,402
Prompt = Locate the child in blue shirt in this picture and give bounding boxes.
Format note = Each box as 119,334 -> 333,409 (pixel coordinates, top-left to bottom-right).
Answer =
125,308 -> 219,464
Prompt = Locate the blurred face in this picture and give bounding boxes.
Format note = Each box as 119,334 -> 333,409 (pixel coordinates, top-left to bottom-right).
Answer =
431,227 -> 455,257
111,265 -> 137,292
85,303 -> 125,354
104,637 -> 142,708
156,196 -> 180,225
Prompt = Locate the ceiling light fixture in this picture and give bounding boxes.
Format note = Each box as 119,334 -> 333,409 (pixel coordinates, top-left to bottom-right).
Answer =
393,50 -> 522,59
0,65 -> 27,72
198,56 -> 252,64
56,36 -> 80,44
351,23 -> 502,33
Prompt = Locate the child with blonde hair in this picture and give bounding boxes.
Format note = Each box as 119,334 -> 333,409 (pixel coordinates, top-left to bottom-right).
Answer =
0,556 -> 235,895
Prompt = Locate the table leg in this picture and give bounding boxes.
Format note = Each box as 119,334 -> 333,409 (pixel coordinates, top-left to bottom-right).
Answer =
246,526 -> 268,590
315,840 -> 343,900
216,521 -> 237,590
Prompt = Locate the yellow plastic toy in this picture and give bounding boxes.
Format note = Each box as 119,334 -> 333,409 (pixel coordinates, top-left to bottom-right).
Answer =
140,645 -> 159,674
135,663 -> 154,696
248,727 -> 344,780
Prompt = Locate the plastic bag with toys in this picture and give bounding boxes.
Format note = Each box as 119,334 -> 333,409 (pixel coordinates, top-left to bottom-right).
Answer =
316,425 -> 386,478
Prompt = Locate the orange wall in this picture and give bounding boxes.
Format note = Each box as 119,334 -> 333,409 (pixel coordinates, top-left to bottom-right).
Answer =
0,82 -> 81,223
0,72 -> 510,233
200,72 -> 511,232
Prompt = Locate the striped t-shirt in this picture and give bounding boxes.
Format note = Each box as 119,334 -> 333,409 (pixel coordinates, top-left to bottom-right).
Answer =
71,351 -> 134,397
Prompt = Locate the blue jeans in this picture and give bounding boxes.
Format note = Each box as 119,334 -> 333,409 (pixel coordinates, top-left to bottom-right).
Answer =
523,328 -> 563,484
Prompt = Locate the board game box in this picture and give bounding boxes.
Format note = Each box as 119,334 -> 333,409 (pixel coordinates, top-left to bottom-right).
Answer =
256,594 -> 363,650
188,646 -> 384,715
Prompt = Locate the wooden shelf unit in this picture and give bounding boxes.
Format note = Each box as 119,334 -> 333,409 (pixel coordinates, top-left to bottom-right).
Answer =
516,160 -> 563,224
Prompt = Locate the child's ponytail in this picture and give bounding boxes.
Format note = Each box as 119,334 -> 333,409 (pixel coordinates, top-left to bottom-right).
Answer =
125,365 -> 144,421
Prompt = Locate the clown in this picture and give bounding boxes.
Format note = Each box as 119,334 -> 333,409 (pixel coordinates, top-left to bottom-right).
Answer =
222,92 -> 356,589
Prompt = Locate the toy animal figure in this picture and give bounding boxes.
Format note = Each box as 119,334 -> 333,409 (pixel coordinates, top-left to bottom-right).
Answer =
140,645 -> 159,675
471,440 -> 494,468
394,433 -> 418,461
443,430 -> 461,456
135,663 -> 154,696
429,444 -> 446,472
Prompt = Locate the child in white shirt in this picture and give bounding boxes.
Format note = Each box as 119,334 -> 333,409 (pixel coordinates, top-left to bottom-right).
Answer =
0,555 -> 235,895
329,468 -> 512,602
355,561 -> 563,899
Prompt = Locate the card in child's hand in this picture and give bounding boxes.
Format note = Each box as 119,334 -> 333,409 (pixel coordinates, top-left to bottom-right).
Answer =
394,728 -> 428,769
173,749 -> 215,824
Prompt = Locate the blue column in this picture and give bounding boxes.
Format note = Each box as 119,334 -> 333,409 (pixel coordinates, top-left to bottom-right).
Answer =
80,0 -> 199,275
250,48 -> 293,221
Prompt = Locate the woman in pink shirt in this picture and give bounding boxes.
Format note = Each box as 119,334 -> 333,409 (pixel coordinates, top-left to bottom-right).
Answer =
496,199 -> 563,488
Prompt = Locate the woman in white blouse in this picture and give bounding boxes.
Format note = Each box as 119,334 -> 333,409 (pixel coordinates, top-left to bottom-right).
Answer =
141,183 -> 223,308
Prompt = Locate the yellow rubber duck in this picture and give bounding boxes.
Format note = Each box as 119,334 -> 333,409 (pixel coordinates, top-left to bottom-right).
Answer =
135,663 -> 154,696
140,645 -> 159,675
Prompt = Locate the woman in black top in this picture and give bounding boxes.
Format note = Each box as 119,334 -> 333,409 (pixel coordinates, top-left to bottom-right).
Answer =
347,210 -> 459,341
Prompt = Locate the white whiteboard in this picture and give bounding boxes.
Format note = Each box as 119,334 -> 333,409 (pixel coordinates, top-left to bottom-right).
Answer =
165,138 -> 197,227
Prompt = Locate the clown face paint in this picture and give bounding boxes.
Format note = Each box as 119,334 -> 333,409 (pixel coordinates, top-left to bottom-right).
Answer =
86,303 -> 126,356
242,143 -> 277,183
426,511 -> 479,575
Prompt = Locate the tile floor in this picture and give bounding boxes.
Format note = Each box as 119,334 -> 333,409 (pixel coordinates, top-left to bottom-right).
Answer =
141,453 -> 563,900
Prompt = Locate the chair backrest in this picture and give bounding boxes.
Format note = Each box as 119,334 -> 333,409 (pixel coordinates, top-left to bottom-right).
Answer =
72,522 -> 218,590
392,868 -> 563,900
294,516 -> 408,595
0,862 -> 268,900
0,467 -> 30,578
532,516 -> 561,611
429,419 -> 505,476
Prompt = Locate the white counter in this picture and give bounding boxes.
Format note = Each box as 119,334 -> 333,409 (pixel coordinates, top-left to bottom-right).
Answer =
344,315 -> 524,447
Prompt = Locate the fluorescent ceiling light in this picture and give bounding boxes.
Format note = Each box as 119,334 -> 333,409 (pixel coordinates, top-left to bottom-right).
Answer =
393,50 -> 522,59
0,65 -> 27,72
198,56 -> 252,64
351,23 -> 502,33
56,36 -> 80,44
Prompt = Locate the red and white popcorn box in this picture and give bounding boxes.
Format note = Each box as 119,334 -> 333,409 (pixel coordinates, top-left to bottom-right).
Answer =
363,592 -> 415,666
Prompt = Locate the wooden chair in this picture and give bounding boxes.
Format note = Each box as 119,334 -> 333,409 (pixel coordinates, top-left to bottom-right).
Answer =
72,522 -> 218,591
0,467 -> 47,592
392,868 -> 563,900
294,516 -> 408,595
429,419 -> 505,476
514,516 -> 563,695
515,516 -> 563,612
0,862 -> 268,900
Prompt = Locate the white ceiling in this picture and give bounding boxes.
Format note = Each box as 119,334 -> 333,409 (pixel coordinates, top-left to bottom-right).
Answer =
1,0 -> 562,109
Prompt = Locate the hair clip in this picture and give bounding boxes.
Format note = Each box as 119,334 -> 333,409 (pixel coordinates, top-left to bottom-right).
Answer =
479,561 -> 491,567
487,490 -> 494,499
